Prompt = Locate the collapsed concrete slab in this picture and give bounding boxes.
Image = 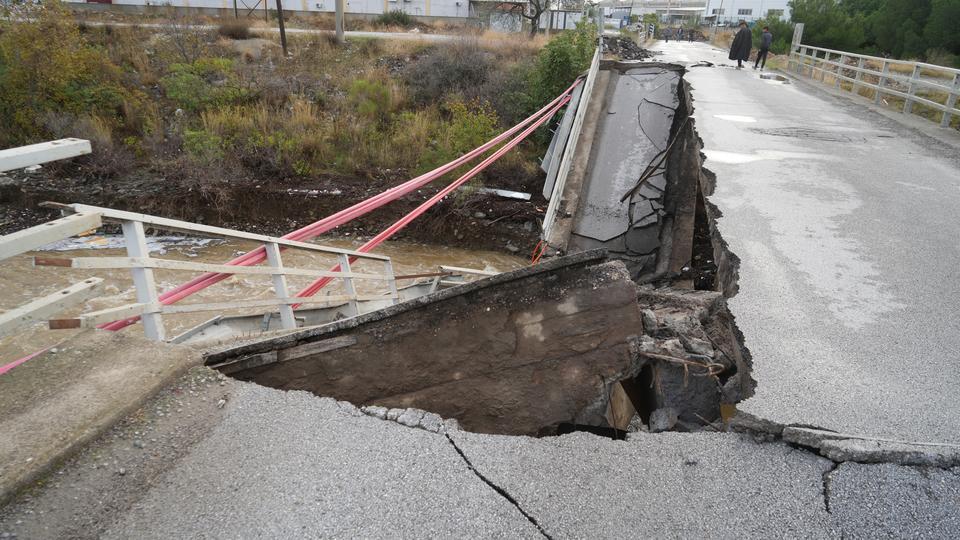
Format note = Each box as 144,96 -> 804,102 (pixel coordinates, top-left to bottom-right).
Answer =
206,251 -> 646,436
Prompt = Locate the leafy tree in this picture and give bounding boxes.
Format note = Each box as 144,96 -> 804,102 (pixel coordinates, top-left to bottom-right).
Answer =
0,1 -> 138,145
751,17 -> 795,54
528,20 -> 596,106
924,0 -> 960,59
868,0 -> 931,57
788,0 -> 865,50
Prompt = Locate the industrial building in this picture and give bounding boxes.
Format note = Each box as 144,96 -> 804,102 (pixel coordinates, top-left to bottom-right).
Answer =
702,0 -> 790,24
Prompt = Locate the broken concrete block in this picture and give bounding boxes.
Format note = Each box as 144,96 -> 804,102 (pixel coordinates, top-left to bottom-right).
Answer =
627,414 -> 648,433
443,418 -> 461,432
649,408 -> 678,432
419,412 -> 444,433
818,438 -> 960,468
641,309 -> 658,334
660,312 -> 702,336
728,411 -> 784,436
336,400 -> 362,417
682,336 -> 714,358
361,405 -> 389,420
781,426 -> 846,449
662,338 -> 686,357
396,408 -> 425,428
386,408 -> 404,421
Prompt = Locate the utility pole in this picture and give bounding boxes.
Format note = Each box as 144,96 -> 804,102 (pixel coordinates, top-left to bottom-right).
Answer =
713,0 -> 724,38
276,0 -> 288,56
545,0 -> 551,38
335,0 -> 345,44
233,0 -> 238,18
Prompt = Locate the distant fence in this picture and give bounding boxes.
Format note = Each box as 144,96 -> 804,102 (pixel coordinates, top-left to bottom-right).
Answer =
787,24 -> 960,129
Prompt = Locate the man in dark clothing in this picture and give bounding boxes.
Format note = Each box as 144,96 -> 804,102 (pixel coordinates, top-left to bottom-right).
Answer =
755,26 -> 773,70
728,21 -> 752,69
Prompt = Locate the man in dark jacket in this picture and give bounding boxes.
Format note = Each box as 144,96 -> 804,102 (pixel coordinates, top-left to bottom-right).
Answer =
755,26 -> 773,70
728,21 -> 752,69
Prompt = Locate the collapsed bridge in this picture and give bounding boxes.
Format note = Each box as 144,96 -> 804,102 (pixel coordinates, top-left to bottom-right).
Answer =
204,54 -> 753,436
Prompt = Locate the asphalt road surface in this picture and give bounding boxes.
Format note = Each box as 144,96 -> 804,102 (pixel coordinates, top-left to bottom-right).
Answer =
652,40 -> 960,444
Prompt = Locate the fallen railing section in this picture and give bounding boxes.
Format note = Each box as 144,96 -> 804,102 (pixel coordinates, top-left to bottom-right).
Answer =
0,138 -> 91,173
0,203 -> 399,342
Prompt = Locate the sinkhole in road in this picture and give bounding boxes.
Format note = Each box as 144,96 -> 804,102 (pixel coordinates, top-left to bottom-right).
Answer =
207,65 -> 753,439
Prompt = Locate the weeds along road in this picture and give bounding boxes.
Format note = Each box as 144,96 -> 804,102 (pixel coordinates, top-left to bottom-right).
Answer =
653,40 -> 960,445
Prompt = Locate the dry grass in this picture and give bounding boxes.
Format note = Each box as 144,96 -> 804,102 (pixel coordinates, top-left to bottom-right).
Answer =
799,66 -> 959,130
863,59 -> 955,79
710,29 -> 734,50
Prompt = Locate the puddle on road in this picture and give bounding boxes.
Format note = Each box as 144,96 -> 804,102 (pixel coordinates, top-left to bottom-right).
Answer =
714,114 -> 757,123
703,149 -> 827,164
0,237 -> 527,362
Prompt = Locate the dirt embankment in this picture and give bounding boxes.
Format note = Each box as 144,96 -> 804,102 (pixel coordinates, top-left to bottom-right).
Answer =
0,165 -> 544,255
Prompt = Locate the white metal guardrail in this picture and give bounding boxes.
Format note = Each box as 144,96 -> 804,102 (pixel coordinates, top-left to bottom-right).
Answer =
0,203 -> 400,341
788,41 -> 960,128
541,46 -> 602,243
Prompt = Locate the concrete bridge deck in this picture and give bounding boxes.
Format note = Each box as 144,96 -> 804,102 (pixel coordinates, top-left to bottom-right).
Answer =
653,40 -> 960,445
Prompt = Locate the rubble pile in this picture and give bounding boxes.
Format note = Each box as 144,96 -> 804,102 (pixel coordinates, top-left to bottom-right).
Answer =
602,36 -> 656,61
621,287 -> 755,433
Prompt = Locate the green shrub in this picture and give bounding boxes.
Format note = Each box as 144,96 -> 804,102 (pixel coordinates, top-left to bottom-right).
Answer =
217,20 -> 251,40
528,21 -> 597,108
420,99 -> 499,172
403,42 -> 493,106
183,129 -> 224,163
160,57 -> 253,111
752,17 -> 794,54
374,10 -> 415,28
347,79 -> 392,121
0,1 -> 139,145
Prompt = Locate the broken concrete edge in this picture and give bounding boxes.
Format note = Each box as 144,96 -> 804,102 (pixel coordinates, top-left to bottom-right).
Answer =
599,60 -> 685,74
729,411 -> 960,468
0,337 -> 205,507
358,404 -> 462,435
203,249 -> 609,366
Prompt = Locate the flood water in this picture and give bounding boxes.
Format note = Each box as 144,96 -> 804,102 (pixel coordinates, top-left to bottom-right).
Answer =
0,235 -> 528,363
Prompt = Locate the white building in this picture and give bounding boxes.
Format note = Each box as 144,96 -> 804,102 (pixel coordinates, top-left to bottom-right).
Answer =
702,0 -> 789,24
67,0 -> 473,22
604,1 -> 707,23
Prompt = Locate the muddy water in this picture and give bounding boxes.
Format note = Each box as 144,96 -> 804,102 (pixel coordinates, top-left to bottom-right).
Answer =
0,236 -> 527,363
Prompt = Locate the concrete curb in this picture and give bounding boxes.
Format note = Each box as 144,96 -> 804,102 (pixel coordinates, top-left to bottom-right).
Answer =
0,331 -> 202,506
730,412 -> 960,468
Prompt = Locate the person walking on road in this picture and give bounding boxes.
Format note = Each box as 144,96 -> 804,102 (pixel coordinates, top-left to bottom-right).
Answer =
755,26 -> 772,70
729,21 -> 752,69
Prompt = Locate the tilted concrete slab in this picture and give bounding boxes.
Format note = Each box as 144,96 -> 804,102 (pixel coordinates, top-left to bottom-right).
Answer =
206,251 -> 645,436
652,40 -> 960,444
0,330 -> 200,504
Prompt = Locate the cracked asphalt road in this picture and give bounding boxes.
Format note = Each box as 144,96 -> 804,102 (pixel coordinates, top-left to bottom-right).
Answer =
652,40 -> 960,445
4,378 -> 959,538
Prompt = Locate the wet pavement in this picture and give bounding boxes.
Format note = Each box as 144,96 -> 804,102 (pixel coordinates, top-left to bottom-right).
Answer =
653,40 -> 960,444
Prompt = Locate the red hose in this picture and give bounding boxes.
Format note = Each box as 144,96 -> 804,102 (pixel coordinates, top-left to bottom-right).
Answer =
291,94 -> 571,305
1,82 -> 581,376
98,79 -> 582,331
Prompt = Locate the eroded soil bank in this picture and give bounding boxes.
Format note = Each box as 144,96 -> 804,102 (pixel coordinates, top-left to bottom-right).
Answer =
0,167 -> 544,254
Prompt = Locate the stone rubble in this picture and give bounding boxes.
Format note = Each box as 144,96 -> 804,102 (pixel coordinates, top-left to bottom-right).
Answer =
361,405 -> 461,434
